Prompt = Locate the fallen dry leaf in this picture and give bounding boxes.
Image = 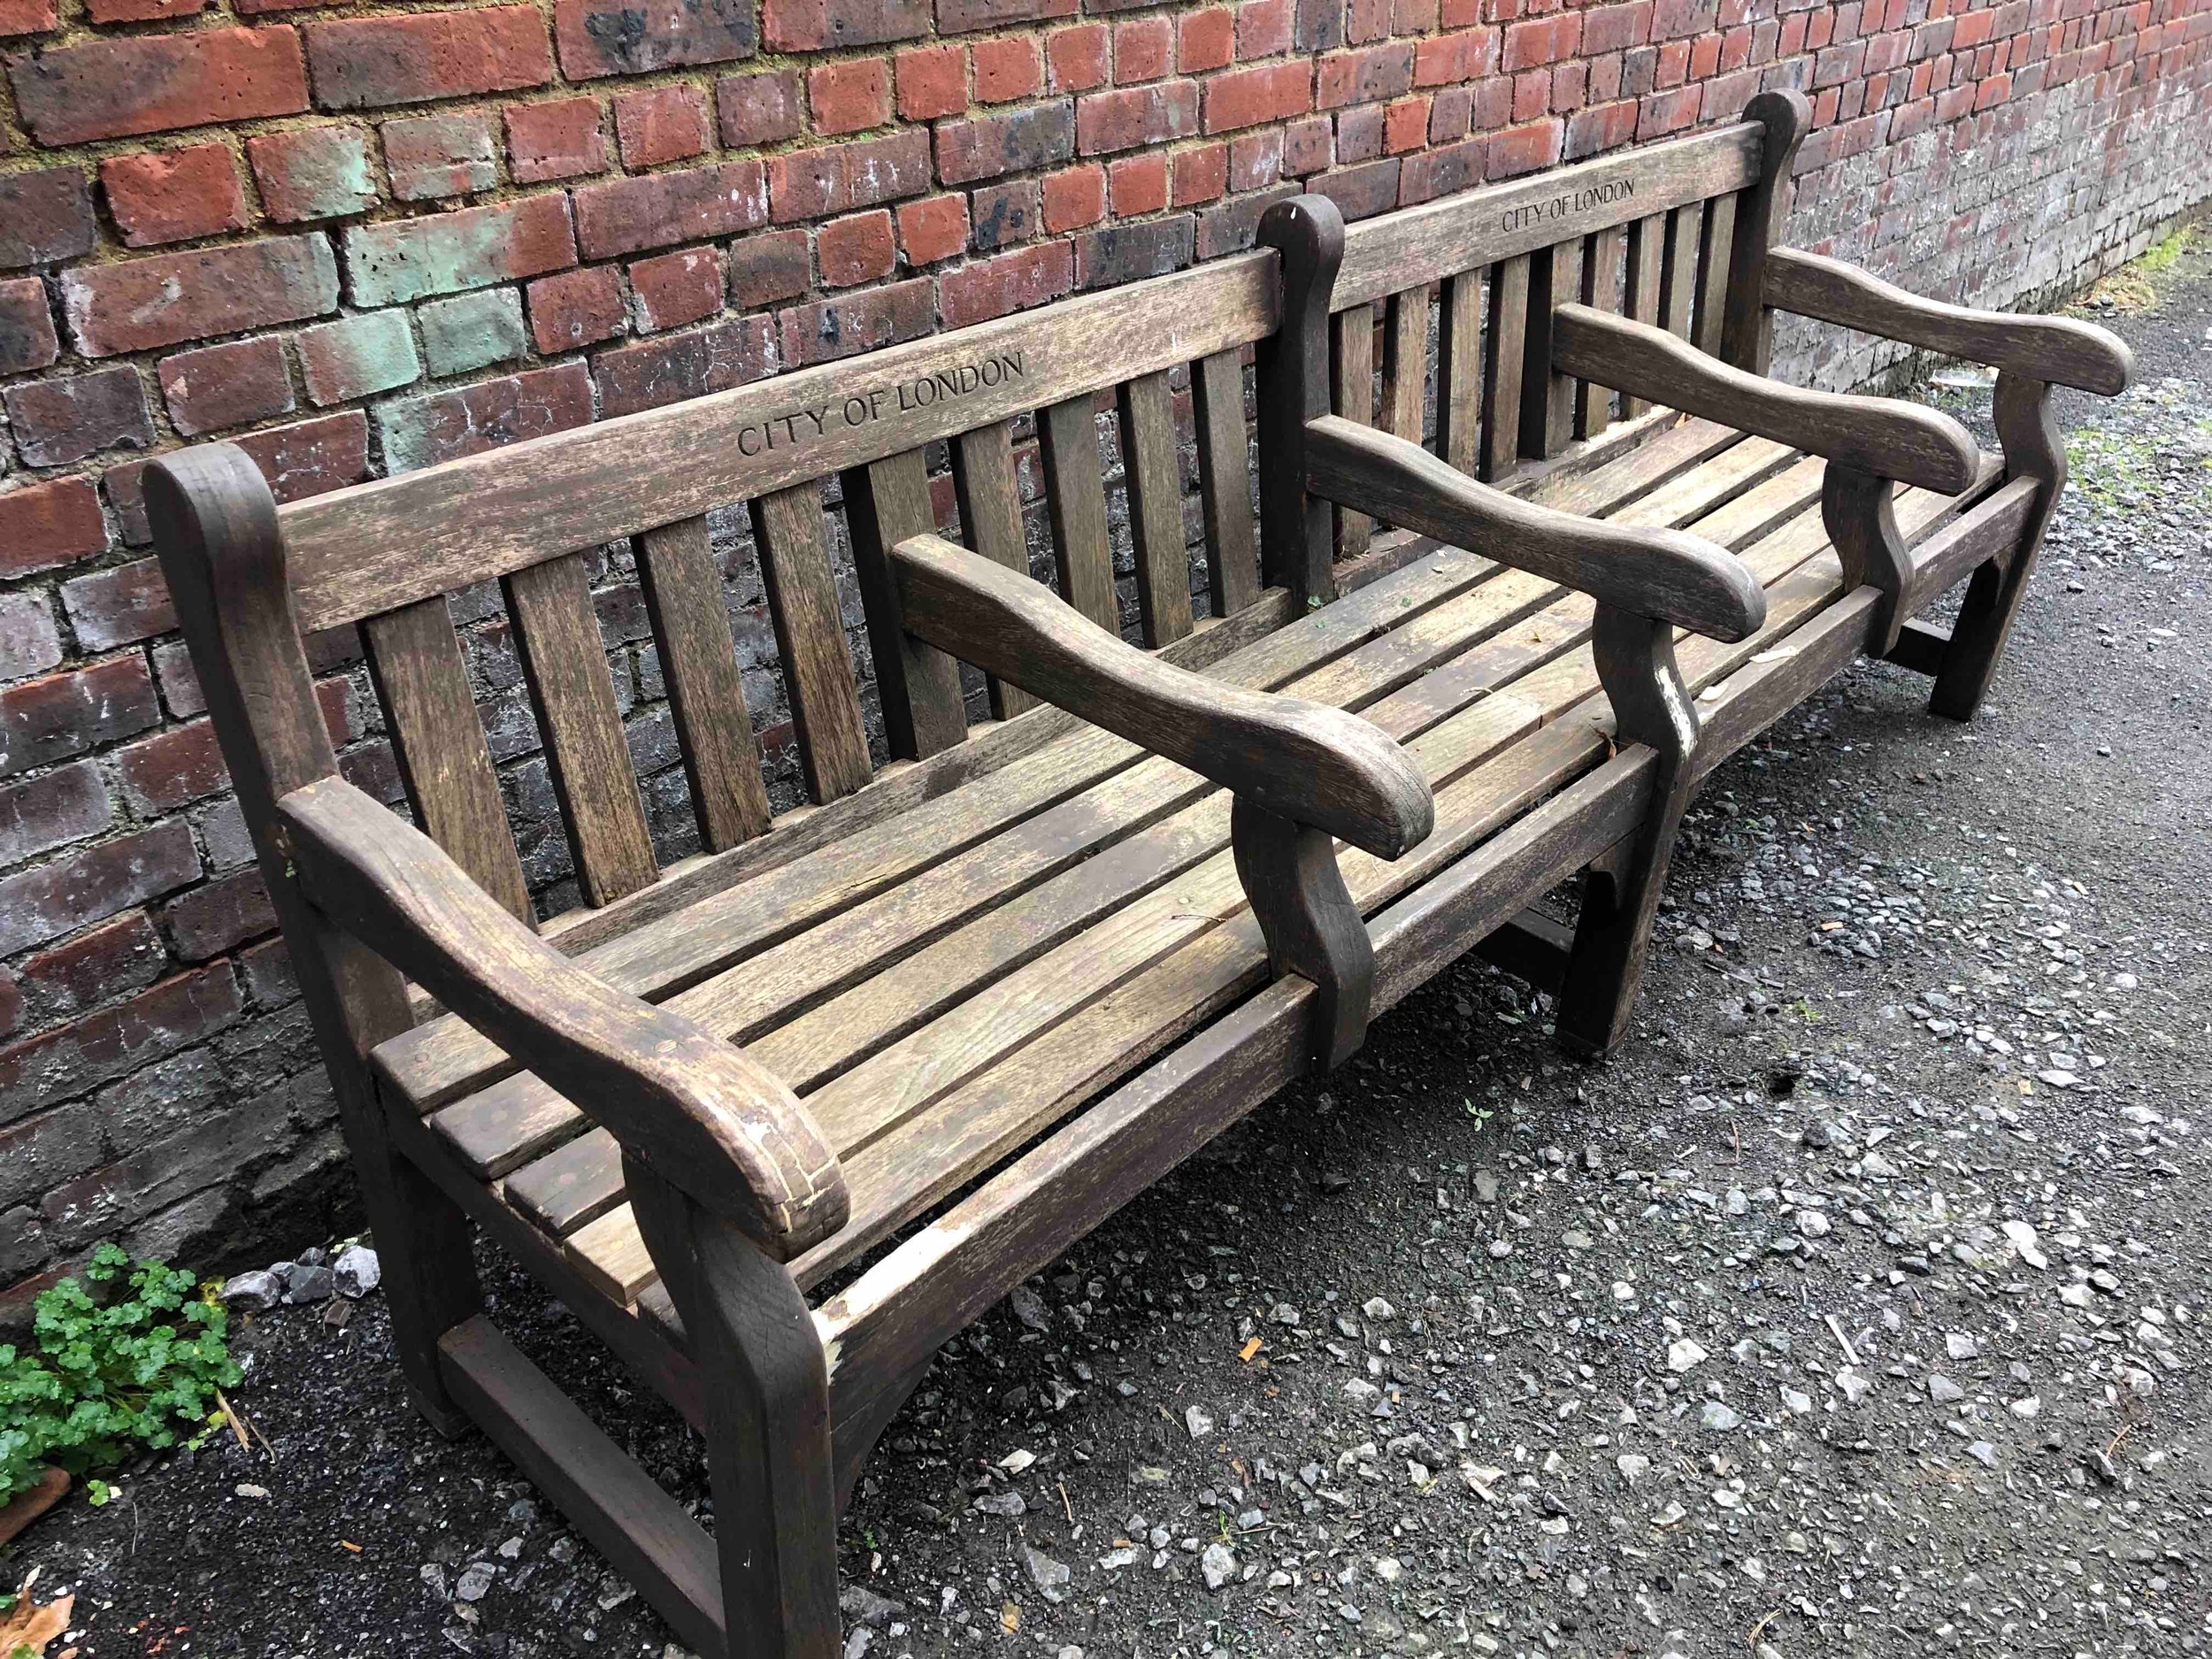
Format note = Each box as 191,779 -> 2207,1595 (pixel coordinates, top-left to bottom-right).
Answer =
0,1575 -> 75,1657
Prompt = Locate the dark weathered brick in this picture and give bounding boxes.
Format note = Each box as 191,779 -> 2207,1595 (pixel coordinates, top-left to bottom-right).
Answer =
0,762 -> 111,867
157,336 -> 297,438
13,912 -> 167,1029
304,7 -> 551,110
763,0 -> 927,51
1071,212 -> 1194,287
765,129 -> 932,221
936,0 -> 1075,34
572,159 -> 766,259
0,820 -> 201,958
0,478 -> 107,580
0,965 -> 241,1126
0,279 -> 58,377
233,411 -> 373,501
938,240 -> 1072,326
164,869 -> 278,962
557,0 -> 757,78
344,195 -> 576,305
62,234 -> 339,358
115,719 -> 229,814
59,557 -> 173,653
726,227 -> 812,306
0,595 -> 62,684
379,362 -> 595,471
1076,81 -> 1200,154
0,658 -> 160,780
3,365 -> 156,468
717,68 -> 804,145
8,27 -> 309,146
937,99 -> 1076,182
776,274 -> 931,366
971,179 -> 1040,249
594,316 -> 774,416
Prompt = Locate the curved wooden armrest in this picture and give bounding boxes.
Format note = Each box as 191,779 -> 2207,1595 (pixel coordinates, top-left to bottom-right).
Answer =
1302,415 -> 1767,642
278,776 -> 846,1261
890,531 -> 1432,859
1551,303 -> 1981,495
1765,247 -> 2134,396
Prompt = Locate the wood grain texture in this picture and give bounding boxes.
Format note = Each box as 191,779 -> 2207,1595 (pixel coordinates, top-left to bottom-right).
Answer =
636,516 -> 773,854
841,449 -> 972,764
892,530 -> 1432,856
1621,212 -> 1666,417
1330,302 -> 1377,560
1718,89 -> 1810,373
1764,248 -> 2134,395
1302,414 -> 1765,639
1521,239 -> 1581,458
1659,201 -> 1700,339
1381,287 -> 1430,442
1822,465 -> 1913,654
1230,797 -> 1374,1069
1692,190 -> 1737,357
1436,269 -> 1484,474
951,424 -> 1041,717
503,553 -> 660,907
1255,194 -> 1343,606
364,595 -> 534,923
1191,349 -> 1260,617
1479,255 -> 1529,481
1550,304 -> 1981,494
1117,370 -> 1194,647
1036,394 -> 1121,633
1901,473 -> 2037,614
750,483 -> 875,802
1576,227 -> 1624,438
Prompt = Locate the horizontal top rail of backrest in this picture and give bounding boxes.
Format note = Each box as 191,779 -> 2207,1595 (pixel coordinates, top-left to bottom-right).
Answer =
280,252 -> 1278,634
1332,123 -> 1763,311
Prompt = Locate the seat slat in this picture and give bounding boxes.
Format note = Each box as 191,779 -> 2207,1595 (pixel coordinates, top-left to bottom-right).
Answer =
364,595 -> 534,924
503,553 -> 659,907
1435,270 -> 1483,475
1329,303 -> 1376,557
750,481 -> 874,803
1622,212 -> 1667,418
1037,394 -> 1119,633
1117,370 -> 1193,648
1381,287 -> 1430,444
951,424 -> 1041,718
844,449 -> 971,762
635,515 -> 772,855
1479,257 -> 1529,481
1191,349 -> 1259,618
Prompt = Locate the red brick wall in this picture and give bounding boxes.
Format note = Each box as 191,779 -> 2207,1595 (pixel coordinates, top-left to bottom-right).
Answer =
1,0 -> 2208,1305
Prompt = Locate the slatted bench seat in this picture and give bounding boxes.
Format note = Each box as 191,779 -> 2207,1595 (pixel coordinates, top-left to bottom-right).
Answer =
150,89 -> 2125,1659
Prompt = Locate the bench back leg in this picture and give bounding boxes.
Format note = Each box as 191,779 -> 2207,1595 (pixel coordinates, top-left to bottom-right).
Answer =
148,445 -> 485,1434
1928,372 -> 2064,720
1554,607 -> 1700,1058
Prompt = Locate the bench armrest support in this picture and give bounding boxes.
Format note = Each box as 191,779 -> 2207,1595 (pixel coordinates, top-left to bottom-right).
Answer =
1764,247 -> 2134,396
1551,303 -> 1982,495
1302,414 -> 1768,641
280,775 -> 847,1261
890,531 -> 1433,860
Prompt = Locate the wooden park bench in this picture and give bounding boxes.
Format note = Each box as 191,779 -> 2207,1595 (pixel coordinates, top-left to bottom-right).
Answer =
152,88 -> 2128,1657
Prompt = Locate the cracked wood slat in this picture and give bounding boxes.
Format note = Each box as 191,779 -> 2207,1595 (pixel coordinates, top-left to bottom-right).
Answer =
751,481 -> 874,804
1037,394 -> 1120,634
1621,212 -> 1667,418
1436,270 -> 1484,475
844,449 -> 970,762
1117,370 -> 1193,648
1381,287 -> 1430,444
1479,257 -> 1529,483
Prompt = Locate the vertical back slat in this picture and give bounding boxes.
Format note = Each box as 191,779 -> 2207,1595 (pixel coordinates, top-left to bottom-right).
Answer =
634,515 -> 772,854
1576,228 -> 1624,439
1622,212 -> 1668,418
1520,239 -> 1581,459
364,596 -> 534,924
841,449 -> 969,762
1381,287 -> 1430,443
1694,192 -> 1739,357
1116,370 -> 1193,648
1191,349 -> 1259,618
1037,394 -> 1119,634
1329,302 -> 1376,558
749,482 -> 874,803
503,553 -> 659,906
1436,269 -> 1483,475
1479,255 -> 1530,482
950,424 -> 1040,719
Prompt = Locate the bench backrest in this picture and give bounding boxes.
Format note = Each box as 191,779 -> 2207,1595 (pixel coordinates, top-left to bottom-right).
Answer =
257,115 -> 1779,948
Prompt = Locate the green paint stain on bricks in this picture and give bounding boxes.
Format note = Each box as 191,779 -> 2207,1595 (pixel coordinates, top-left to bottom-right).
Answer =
268,130 -> 378,223
342,198 -> 575,308
297,310 -> 420,406
418,288 -> 527,379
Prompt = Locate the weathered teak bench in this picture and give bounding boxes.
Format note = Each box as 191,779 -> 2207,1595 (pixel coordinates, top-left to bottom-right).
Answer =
152,88 -> 2128,1657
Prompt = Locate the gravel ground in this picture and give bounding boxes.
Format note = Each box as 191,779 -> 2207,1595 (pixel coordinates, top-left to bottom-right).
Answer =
9,228 -> 2208,1659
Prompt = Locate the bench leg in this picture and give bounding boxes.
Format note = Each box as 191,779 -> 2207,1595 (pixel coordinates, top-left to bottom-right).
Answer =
629,1156 -> 843,1659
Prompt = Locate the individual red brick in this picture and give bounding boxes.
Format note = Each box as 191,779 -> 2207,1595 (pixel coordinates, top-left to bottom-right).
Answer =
379,363 -> 593,471
593,316 -> 773,417
1041,163 -> 1105,231
506,97 -> 608,182
628,247 -> 724,329
0,480 -> 106,580
13,913 -> 166,1030
7,27 -> 309,147
1383,96 -> 1428,154
156,336 -> 296,439
727,227 -> 811,305
1414,27 -> 1494,86
1079,81 -> 1199,154
382,110 -> 501,200
615,84 -> 711,166
58,557 -> 173,654
1171,141 -> 1229,204
936,241 -> 1071,327
1229,127 -> 1281,188
1487,116 -> 1563,176
294,310 -> 421,404
1236,0 -> 1291,57
1114,15 -> 1172,81
974,35 -> 1043,101
1179,8 -> 1235,72
344,195 -> 575,304
968,180 -> 1036,250
1047,23 -> 1109,90
1337,102 -> 1383,163
776,276 -> 931,366
555,0 -> 757,79
244,125 -> 379,221
935,0 -> 1075,35
1563,97 -> 1639,158
764,0 -> 927,50
717,68 -> 805,144
1502,12 -> 1581,70
937,99 -> 1076,181
896,193 -> 969,265
895,44 -> 968,119
0,762 -> 111,869
816,210 -> 896,286
0,595 -> 60,687
62,234 -> 338,359
165,867 -> 279,962
1317,42 -> 1415,108
0,0 -> 58,33
233,410 -> 371,501
0,168 -> 96,270
1636,83 -> 1701,137
810,58 -> 893,135
527,265 -> 626,351
0,279 -> 58,376
1108,150 -> 1169,214
1281,112 -> 1333,174
88,0 -> 204,19
115,719 -> 228,814
573,159 -> 766,259
0,658 -> 159,782
766,129 -> 933,219
3,366 -> 156,468
1202,60 -> 1310,131
1072,214 -> 1192,287
0,821 -> 199,959
303,8 -> 551,111
99,147 -> 249,248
